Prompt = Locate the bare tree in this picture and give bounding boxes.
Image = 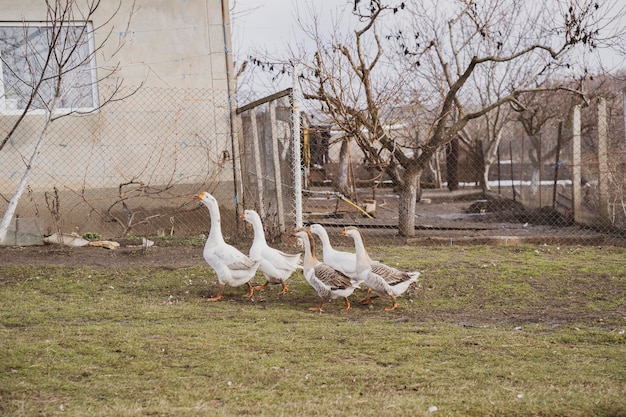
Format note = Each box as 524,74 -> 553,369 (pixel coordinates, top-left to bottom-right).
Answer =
277,0 -> 626,236
0,0 -> 138,243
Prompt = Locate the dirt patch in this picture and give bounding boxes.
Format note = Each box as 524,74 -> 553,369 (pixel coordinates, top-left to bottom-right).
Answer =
0,244 -> 206,269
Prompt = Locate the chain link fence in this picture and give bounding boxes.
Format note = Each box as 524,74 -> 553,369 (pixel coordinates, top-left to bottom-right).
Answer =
0,87 -> 237,243
2,83 -> 625,247
238,82 -> 626,247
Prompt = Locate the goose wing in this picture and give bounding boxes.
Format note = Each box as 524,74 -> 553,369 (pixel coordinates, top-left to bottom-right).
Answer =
313,263 -> 354,290
371,262 -> 414,286
218,243 -> 258,270
324,249 -> 358,277
360,268 -> 395,296
264,247 -> 302,269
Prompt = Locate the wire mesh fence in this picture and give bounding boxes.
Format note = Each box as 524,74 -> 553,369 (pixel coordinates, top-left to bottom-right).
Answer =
237,89 -> 299,243
2,82 -> 626,247
0,86 -> 238,243
238,82 -> 626,247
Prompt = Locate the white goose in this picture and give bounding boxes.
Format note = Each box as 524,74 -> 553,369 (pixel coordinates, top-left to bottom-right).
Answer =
242,209 -> 301,294
294,227 -> 358,312
196,192 -> 260,301
309,223 -> 358,281
341,226 -> 420,311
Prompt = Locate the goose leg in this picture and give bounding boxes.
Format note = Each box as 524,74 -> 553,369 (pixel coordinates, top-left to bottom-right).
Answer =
308,299 -> 325,312
254,281 -> 269,291
242,282 -> 254,299
206,284 -> 225,302
341,297 -> 351,312
384,296 -> 398,311
359,294 -> 379,304
277,283 -> 289,295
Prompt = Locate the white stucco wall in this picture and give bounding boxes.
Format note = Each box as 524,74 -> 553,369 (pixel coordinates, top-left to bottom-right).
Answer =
0,0 -> 236,193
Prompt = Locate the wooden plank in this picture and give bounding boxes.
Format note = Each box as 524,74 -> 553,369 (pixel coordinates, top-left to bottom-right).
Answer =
269,100 -> 286,233
235,88 -> 292,114
249,107 -> 265,218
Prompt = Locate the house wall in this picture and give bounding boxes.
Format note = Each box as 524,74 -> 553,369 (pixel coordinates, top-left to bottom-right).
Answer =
0,0 -> 239,238
1,0 -> 231,91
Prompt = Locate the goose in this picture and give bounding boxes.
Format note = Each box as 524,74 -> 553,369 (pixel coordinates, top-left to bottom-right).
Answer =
309,223 -> 359,281
242,209 -> 301,294
341,226 -> 420,311
196,192 -> 260,301
293,227 -> 358,312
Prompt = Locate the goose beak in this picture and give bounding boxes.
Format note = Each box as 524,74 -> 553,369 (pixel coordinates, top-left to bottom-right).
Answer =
340,228 -> 347,237
196,192 -> 206,200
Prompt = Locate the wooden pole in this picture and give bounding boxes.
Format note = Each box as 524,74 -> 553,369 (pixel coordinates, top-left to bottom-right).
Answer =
497,145 -> 501,195
552,122 -> 563,209
509,142 -> 516,201
572,105 -> 582,224
269,100 -> 286,233
519,136 -> 525,200
249,107 -> 265,218
538,134 -> 543,207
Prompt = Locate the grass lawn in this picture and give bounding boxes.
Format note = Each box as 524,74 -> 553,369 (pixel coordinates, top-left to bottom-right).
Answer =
1,244 -> 625,416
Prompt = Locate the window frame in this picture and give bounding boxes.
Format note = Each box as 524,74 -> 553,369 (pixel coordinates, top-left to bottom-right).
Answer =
0,20 -> 99,116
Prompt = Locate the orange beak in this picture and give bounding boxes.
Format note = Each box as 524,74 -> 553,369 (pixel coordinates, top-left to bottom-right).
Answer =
196,192 -> 206,200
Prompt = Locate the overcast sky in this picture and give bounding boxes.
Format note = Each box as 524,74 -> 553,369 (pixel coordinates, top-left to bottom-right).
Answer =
231,0 -> 352,61
230,0 -> 626,99
231,0 -> 626,65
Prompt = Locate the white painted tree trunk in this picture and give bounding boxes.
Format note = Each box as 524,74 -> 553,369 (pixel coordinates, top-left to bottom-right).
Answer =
0,97 -> 58,244
481,130 -> 503,192
529,166 -> 540,196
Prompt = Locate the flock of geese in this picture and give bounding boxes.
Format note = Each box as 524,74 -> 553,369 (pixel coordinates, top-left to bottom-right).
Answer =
197,191 -> 420,312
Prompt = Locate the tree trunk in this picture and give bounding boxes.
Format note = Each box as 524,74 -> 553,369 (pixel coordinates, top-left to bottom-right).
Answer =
530,167 -> 540,197
0,89 -> 60,244
480,131 -> 503,193
482,163 -> 491,193
445,138 -> 459,191
337,138 -> 353,198
397,169 -> 421,237
0,113 -> 54,243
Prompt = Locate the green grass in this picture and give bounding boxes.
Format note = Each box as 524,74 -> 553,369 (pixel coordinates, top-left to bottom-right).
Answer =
1,245 -> 625,416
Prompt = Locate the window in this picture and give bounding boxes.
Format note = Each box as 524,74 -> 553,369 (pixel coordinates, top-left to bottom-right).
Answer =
0,22 -> 99,115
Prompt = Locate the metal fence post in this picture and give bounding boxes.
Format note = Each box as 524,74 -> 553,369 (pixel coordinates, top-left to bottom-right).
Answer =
571,104 -> 583,224
292,66 -> 303,230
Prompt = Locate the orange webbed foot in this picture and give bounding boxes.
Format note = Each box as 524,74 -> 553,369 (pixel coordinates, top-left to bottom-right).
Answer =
384,302 -> 399,311
308,300 -> 324,312
206,284 -> 225,302
242,282 -> 254,299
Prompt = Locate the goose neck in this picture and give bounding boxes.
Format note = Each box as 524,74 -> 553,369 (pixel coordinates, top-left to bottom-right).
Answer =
300,233 -> 318,269
352,232 -> 372,264
207,204 -> 225,244
317,229 -> 331,248
251,218 -> 267,245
